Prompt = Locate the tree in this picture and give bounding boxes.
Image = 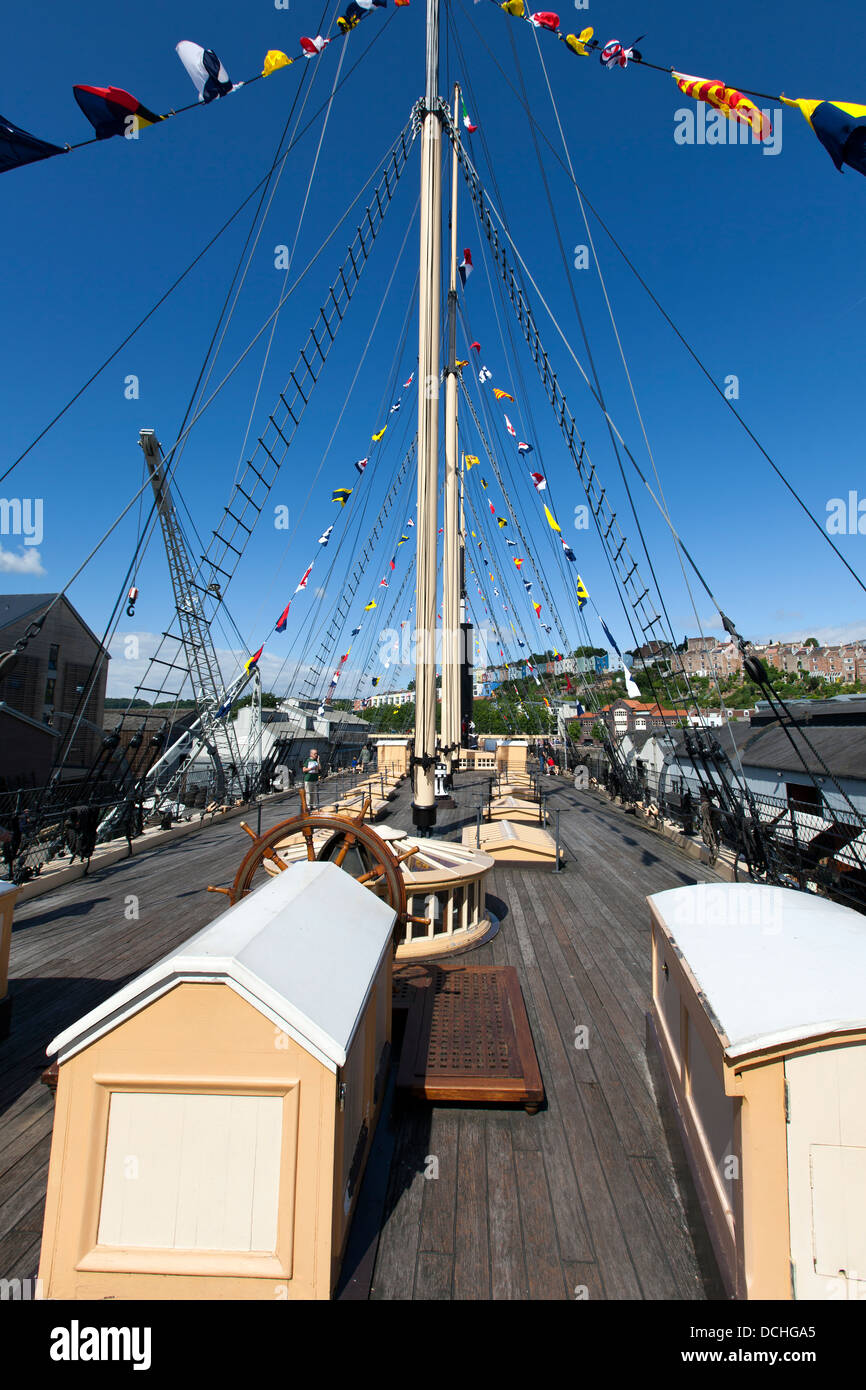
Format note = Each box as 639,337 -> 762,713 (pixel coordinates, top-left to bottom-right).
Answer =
805,637 -> 819,648
591,722 -> 607,743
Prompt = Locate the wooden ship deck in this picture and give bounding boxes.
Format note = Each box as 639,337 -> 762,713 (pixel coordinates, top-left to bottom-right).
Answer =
0,771 -> 726,1300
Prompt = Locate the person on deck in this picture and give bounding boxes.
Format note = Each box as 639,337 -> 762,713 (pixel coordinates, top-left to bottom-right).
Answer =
304,749 -> 321,809
360,743 -> 372,770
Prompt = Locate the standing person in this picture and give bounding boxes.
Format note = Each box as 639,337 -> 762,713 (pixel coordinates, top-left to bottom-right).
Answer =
360,742 -> 372,771
303,748 -> 321,810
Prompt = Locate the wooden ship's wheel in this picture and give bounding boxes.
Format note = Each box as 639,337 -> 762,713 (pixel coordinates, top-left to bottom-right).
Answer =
208,787 -> 428,944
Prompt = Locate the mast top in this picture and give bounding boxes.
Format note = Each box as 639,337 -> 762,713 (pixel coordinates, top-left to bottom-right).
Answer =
425,0 -> 440,108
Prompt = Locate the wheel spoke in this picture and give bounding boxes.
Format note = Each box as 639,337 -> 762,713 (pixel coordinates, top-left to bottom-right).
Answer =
333,833 -> 356,868
301,826 -> 316,862
357,862 -> 385,885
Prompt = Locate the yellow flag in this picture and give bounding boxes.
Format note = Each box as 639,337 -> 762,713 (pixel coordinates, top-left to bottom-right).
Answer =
364,600 -> 377,611
544,505 -> 561,533
372,426 -> 387,442
263,50 -> 292,76
576,576 -> 589,610
565,27 -> 594,57
464,453 -> 479,469
493,388 -> 514,401
501,0 -> 524,14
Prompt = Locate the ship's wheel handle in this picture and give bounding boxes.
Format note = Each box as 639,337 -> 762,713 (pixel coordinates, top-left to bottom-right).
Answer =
208,790 -> 420,946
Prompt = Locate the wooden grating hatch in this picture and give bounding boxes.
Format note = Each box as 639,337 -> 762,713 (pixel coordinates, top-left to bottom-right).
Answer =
395,964 -> 544,1111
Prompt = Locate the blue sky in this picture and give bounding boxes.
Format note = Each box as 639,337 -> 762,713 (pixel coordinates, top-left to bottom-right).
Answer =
1,0 -> 865,700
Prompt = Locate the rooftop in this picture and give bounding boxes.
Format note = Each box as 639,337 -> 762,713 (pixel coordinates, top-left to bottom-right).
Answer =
650,884 -> 866,1058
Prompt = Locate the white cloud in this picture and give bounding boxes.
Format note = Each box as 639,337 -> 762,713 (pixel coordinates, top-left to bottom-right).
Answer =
106,629 -> 318,701
758,620 -> 866,647
0,545 -> 44,574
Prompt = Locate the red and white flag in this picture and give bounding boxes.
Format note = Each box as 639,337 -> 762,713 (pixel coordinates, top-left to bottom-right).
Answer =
295,562 -> 314,593
530,471 -> 546,490
300,35 -> 329,56
458,248 -> 473,287
504,414 -> 516,437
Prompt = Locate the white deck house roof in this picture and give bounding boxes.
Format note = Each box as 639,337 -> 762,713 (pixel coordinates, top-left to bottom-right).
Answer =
48,861 -> 396,1071
649,883 -> 866,1059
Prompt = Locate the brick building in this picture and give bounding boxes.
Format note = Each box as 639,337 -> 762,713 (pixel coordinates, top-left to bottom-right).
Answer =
0,593 -> 109,781
579,698 -> 685,740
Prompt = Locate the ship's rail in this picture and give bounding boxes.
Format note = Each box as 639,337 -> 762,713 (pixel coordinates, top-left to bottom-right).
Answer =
613,764 -> 866,908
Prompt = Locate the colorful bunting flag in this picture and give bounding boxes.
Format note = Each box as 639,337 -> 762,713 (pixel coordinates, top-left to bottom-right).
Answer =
458,248 -> 473,286
372,425 -> 387,442
295,563 -> 313,592
518,441 -> 533,455
300,36 -> 330,57
493,388 -> 514,401
355,457 -> 368,474
781,95 -> 866,176
675,72 -> 772,141
275,603 -> 291,633
544,505 -> 561,532
504,415 -> 517,437
338,0 -> 387,35
600,618 -> 621,656
461,97 -> 477,134
576,576 -> 589,610
623,662 -> 641,698
531,13 -> 561,33
332,488 -> 352,506
263,51 -> 292,77
600,38 -> 642,70
530,470 -> 545,489
318,525 -> 334,546
73,85 -> 162,139
0,112 -> 65,173
176,41 -> 235,102
565,27 -> 595,57
245,645 -> 264,673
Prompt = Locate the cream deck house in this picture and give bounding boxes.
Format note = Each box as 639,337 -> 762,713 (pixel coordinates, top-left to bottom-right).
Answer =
648,883 -> 866,1300
38,861 -> 396,1300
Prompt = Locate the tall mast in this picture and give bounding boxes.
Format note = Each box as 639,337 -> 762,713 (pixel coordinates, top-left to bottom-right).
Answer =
441,83 -> 461,779
412,0 -> 442,832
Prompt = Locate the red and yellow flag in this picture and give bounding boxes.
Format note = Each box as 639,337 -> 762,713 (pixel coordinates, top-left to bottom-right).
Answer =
673,71 -> 772,141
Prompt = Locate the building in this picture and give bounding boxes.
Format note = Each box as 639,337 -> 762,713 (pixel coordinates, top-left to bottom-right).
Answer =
636,697 -> 866,819
0,593 -> 109,786
0,704 -> 61,790
580,698 -> 686,741
229,697 -> 371,779
367,689 -> 415,710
